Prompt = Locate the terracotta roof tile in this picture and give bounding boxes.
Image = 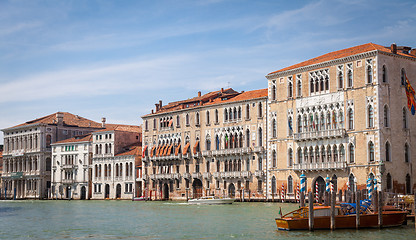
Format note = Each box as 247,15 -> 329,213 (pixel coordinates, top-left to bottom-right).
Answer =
8,112 -> 103,129
267,43 -> 416,76
94,124 -> 141,133
53,134 -> 93,145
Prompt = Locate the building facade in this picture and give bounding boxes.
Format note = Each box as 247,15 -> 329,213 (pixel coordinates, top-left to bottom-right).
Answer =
142,88 -> 268,201
91,125 -> 141,200
266,43 -> 416,199
1,112 -> 103,199
51,134 -> 92,200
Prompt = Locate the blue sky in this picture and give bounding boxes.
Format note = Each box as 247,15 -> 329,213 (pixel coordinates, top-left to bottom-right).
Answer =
0,0 -> 415,144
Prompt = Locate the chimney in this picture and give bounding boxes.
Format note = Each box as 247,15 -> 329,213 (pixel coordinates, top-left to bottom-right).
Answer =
56,112 -> 64,126
391,43 -> 397,54
241,91 -> 245,93
151,109 -> 154,114
159,100 -> 162,108
221,88 -> 224,93
198,91 -> 201,97
101,117 -> 106,128
155,103 -> 159,111
410,49 -> 416,56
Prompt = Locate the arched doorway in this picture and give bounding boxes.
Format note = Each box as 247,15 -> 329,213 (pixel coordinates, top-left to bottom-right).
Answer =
349,174 -> 356,192
192,179 -> 203,199
406,174 -> 411,194
313,176 -> 325,195
163,183 -> 169,200
105,184 -> 110,199
80,186 -> 86,200
116,184 -> 122,199
66,186 -> 71,199
228,183 -> 235,198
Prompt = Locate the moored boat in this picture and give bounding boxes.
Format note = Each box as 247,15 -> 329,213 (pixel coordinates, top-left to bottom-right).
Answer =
132,196 -> 146,201
188,196 -> 235,205
275,204 -> 407,230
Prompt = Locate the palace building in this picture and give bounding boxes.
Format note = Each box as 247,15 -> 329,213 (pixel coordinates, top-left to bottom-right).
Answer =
142,88 -> 268,200
266,43 -> 416,199
1,112 -> 104,199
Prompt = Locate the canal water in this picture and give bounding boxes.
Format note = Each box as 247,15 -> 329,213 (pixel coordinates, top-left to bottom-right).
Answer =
0,200 -> 415,239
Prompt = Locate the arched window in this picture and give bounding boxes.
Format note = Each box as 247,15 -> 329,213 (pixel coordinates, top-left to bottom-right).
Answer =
195,112 -> 200,125
206,138 -> 211,151
246,129 -> 250,148
272,85 -> 276,100
288,148 -> 293,167
385,141 -> 391,162
325,75 -> 329,90
258,102 -> 262,118
403,108 -> 407,129
46,135 -> 52,148
382,65 -> 387,83
333,145 -> 338,162
320,76 -> 324,91
297,148 -> 302,164
339,145 -> 345,161
348,108 -> 354,130
367,65 -> 373,84
384,105 -> 389,127
288,176 -> 293,193
272,119 -> 277,138
233,107 -> 237,120
297,79 -> 302,97
321,147 -> 326,163
258,128 -> 263,146
297,115 -> 302,133
304,148 -> 308,163
229,108 -> 232,121
405,143 -> 410,163
258,157 -> 262,170
327,146 -> 332,162
386,173 -> 392,190
338,70 -> 343,89
349,144 -> 355,163
224,109 -> 228,121
246,104 -> 250,119
368,141 -> 375,162
186,114 -> 190,126
401,68 -> 406,85
215,109 -> 219,123
368,105 -> 374,128
176,115 -> 180,127
347,69 -> 353,87
272,150 -> 277,168
153,119 -> 157,129
95,145 -> 99,154
288,81 -> 293,98
310,78 -> 314,93
238,106 -> 241,119
272,176 -> 277,195
206,111 -> 210,124
288,116 -> 293,135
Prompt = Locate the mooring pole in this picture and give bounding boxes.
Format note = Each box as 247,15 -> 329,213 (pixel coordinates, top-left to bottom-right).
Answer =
378,191 -> 383,228
330,191 -> 336,230
308,192 -> 314,231
300,191 -> 305,207
356,191 -> 360,229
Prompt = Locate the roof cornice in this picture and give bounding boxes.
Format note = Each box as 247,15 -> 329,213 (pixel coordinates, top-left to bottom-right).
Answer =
266,51 -> 378,80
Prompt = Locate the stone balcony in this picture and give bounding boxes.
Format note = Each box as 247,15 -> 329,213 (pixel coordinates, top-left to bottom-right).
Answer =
293,161 -> 347,171
61,164 -> 75,170
202,150 -> 212,157
294,129 -> 346,141
149,173 -> 181,180
192,172 -> 202,179
217,171 -> 252,179
61,179 -> 74,184
183,173 -> 191,179
254,170 -> 265,178
253,146 -> 264,153
211,147 -> 252,157
203,172 -> 212,179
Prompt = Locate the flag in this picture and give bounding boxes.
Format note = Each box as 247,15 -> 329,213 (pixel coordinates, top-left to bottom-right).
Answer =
332,112 -> 336,125
310,115 -> 315,129
288,119 -> 293,131
405,74 -> 416,115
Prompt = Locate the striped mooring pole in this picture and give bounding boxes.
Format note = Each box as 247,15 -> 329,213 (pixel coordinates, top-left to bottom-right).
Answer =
367,178 -> 373,200
315,181 -> 319,203
296,183 -> 300,202
281,183 -> 285,202
300,173 -> 306,194
325,176 -> 330,192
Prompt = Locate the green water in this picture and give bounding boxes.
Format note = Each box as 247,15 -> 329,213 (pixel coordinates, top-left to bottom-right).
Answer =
0,200 -> 415,239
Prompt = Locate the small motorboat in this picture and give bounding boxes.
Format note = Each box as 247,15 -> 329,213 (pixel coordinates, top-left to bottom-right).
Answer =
188,196 -> 235,205
132,196 -> 146,201
275,202 -> 407,230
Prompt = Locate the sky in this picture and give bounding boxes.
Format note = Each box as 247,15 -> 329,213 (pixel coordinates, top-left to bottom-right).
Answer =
0,0 -> 415,144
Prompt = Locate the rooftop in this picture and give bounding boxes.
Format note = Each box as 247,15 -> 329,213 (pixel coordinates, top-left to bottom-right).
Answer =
267,43 -> 416,76
52,134 -> 93,145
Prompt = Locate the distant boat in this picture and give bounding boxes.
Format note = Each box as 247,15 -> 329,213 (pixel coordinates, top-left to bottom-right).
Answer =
188,196 -> 235,205
132,196 -> 146,201
275,203 -> 407,230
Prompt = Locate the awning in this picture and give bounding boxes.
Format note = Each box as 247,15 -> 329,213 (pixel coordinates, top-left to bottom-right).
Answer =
142,145 -> 148,158
168,119 -> 173,127
150,146 -> 156,157
156,145 -> 162,157
175,143 -> 181,156
163,144 -> 169,156
167,144 -> 173,156
183,142 -> 190,154
193,140 -> 200,154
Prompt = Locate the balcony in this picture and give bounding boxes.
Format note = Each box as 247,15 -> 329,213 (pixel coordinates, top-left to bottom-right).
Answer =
183,153 -> 191,159
143,156 -> 150,162
172,173 -> 181,179
192,172 -> 202,179
142,174 -> 149,180
241,171 -> 252,178
253,146 -> 264,153
202,151 -> 212,157
241,147 -> 252,154
194,152 -> 202,159
183,173 -> 191,179
254,170 -> 265,178
61,179 -> 74,184
294,129 -> 346,141
213,172 -> 221,178
203,172 -> 212,179
61,164 -> 75,169
293,161 -> 347,171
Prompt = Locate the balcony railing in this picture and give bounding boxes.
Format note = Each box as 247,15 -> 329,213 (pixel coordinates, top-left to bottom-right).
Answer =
203,172 -> 212,179
241,171 -> 252,178
202,151 -> 212,157
293,161 -> 347,171
61,179 -> 74,184
62,164 -> 75,169
254,170 -> 265,178
183,173 -> 191,179
210,147 -> 253,157
192,172 -> 202,179
294,129 -> 346,141
213,172 -> 221,178
253,146 -> 264,153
